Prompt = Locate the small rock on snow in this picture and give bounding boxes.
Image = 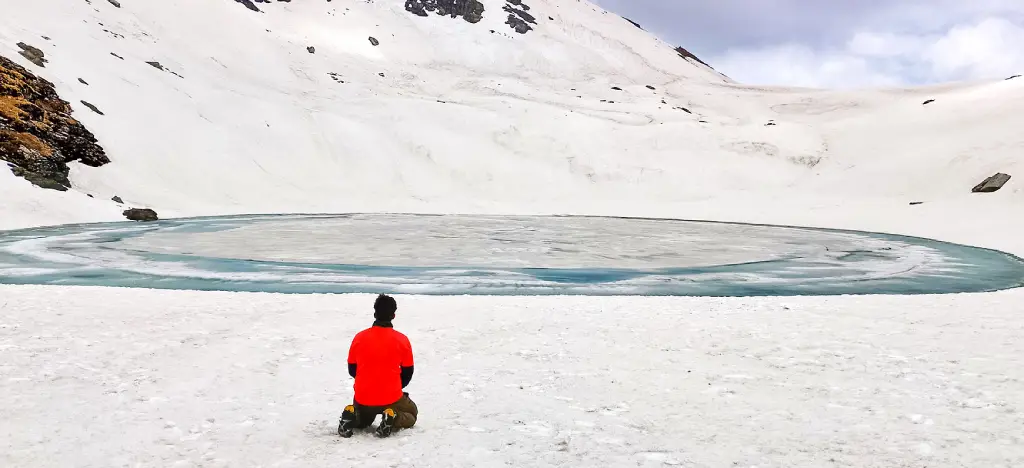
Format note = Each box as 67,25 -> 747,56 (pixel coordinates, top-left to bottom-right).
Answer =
369,37 -> 379,46
80,101 -> 105,116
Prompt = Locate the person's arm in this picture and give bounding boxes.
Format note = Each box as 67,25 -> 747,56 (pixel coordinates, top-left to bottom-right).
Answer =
400,336 -> 414,388
347,335 -> 358,378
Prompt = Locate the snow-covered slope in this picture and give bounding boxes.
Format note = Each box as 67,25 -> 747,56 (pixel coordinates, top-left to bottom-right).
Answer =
1,0 -> 1019,247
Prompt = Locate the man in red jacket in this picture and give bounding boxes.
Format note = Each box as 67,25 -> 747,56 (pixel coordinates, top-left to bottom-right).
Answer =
339,294 -> 418,438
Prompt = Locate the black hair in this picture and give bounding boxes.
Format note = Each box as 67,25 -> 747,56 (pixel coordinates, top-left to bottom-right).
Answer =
373,294 -> 397,321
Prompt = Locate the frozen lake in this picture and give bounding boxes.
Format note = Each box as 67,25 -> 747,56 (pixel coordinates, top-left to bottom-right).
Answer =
0,214 -> 1022,295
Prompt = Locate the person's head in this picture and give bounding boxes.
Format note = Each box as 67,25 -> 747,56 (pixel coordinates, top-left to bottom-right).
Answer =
373,294 -> 397,322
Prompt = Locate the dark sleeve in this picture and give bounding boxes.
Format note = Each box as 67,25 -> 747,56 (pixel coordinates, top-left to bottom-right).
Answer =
348,363 -> 357,378
400,365 -> 414,388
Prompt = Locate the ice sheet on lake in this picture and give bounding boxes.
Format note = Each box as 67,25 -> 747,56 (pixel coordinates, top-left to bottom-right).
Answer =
0,214 -> 1021,296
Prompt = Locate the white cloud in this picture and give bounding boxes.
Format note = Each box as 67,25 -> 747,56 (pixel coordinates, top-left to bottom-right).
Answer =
710,16 -> 1024,89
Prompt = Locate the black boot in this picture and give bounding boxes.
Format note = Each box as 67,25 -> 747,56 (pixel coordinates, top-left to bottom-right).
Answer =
375,408 -> 396,438
338,405 -> 358,438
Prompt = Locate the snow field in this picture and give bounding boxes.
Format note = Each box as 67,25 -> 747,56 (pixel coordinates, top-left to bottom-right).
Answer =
1,285 -> 1023,467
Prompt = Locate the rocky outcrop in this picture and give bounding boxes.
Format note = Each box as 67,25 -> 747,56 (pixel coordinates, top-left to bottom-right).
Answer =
922,99 -> 935,105
405,0 -> 485,24
972,173 -> 1011,193
1,55 -> 109,191
369,37 -> 380,46
123,208 -> 158,221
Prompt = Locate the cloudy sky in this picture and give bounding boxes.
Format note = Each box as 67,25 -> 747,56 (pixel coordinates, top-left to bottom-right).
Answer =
592,0 -> 1024,88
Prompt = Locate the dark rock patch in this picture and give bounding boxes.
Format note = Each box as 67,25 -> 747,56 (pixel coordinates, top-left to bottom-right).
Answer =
146,61 -> 165,71
328,72 -> 344,83
622,17 -> 643,30
504,1 -> 536,34
610,86 -> 622,91
102,28 -> 126,39
645,85 -> 655,90
1007,75 -> 1021,80
17,43 -> 47,67
0,55 -> 109,191
369,36 -> 379,46
307,46 -> 316,54
112,195 -> 123,204
972,173 -> 1011,193
674,107 -> 692,114
78,78 -> 89,85
123,208 -> 158,221
909,201 -> 923,206
107,0 -> 121,7
80,101 -> 104,116
110,52 -> 124,60
922,99 -> 935,105
234,0 -> 261,12
674,46 -> 713,69
405,0 -> 485,24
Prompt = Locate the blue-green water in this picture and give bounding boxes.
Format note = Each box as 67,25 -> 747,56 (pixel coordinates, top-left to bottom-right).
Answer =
0,213 -> 1021,296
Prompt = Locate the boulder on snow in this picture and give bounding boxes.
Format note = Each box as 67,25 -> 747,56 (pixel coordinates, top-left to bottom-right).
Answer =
107,0 -> 121,8
971,173 -> 1011,193
16,42 -> 47,67
112,195 -> 124,204
306,46 -> 315,54
123,208 -> 158,221
369,37 -> 379,46
922,99 -> 935,105
1007,75 -> 1021,80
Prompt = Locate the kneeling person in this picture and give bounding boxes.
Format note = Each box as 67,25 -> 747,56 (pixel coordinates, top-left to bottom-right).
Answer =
339,294 -> 418,438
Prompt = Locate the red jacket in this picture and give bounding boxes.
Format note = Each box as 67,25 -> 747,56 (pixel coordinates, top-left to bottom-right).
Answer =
347,324 -> 414,406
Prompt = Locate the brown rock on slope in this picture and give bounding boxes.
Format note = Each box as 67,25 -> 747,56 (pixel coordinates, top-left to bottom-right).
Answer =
0,54 -> 109,191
